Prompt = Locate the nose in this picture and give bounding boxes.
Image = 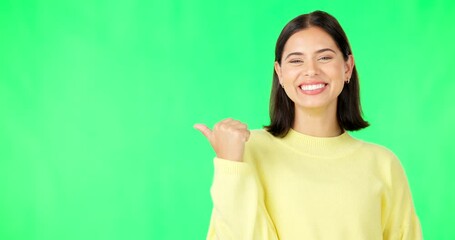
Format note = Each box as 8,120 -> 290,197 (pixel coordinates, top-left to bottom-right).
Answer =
304,59 -> 318,76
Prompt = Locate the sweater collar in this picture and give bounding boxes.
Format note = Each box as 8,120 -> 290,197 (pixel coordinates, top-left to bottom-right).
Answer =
279,128 -> 361,158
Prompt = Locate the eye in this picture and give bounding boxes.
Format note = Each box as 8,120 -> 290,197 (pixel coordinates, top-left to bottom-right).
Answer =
318,56 -> 333,62
289,59 -> 303,64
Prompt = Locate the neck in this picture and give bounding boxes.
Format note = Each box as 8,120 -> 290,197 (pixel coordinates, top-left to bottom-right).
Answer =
292,104 -> 342,137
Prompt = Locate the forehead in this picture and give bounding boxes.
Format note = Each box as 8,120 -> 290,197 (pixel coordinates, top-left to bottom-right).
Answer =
283,27 -> 339,53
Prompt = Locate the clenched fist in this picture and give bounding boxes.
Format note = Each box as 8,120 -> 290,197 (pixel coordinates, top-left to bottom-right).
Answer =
194,118 -> 250,162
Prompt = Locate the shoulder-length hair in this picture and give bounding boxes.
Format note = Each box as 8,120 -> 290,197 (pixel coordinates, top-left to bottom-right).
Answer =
265,10 -> 369,137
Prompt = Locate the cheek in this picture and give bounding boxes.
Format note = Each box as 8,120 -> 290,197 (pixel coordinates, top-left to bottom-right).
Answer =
325,64 -> 346,80
281,67 -> 300,82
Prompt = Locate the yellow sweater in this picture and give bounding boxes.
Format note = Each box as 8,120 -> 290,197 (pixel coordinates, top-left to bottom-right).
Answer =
207,129 -> 422,240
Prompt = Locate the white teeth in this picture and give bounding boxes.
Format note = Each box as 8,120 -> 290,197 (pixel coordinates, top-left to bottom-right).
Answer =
300,84 -> 325,91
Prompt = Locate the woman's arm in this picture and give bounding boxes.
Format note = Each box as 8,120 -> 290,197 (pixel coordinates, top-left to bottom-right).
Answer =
206,158 -> 278,240
195,119 -> 279,239
382,156 -> 422,240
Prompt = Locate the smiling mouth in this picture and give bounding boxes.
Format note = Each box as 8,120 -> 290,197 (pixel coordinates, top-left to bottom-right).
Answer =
300,83 -> 327,91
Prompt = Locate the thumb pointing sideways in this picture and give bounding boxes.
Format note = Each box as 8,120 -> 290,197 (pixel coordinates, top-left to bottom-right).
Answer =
194,120 -> 248,162
193,123 -> 212,140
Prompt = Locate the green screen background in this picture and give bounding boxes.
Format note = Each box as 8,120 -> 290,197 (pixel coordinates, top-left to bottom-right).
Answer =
1,0 -> 454,239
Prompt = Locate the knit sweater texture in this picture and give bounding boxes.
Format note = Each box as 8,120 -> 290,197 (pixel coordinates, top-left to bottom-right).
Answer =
206,129 -> 422,240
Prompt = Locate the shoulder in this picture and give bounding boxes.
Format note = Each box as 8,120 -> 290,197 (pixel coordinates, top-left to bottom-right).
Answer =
249,129 -> 274,139
243,129 -> 278,156
348,138 -> 411,191
353,137 -> 406,178
356,139 -> 398,160
247,129 -> 276,146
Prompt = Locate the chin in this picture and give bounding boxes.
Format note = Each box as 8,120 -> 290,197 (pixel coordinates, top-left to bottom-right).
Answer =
295,100 -> 335,110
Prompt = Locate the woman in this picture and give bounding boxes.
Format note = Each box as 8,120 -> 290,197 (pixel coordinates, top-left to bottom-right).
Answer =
195,10 -> 422,239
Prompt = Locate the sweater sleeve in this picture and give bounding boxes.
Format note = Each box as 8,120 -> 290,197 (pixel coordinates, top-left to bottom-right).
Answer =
382,157 -> 422,240
206,157 -> 278,240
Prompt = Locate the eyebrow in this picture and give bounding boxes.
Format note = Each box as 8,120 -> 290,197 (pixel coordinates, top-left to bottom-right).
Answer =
284,48 -> 336,60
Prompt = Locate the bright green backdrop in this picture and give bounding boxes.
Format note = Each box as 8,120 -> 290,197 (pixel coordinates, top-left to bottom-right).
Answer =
1,0 -> 454,239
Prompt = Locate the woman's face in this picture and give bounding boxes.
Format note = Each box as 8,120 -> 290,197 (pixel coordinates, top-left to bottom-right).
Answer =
275,27 -> 354,111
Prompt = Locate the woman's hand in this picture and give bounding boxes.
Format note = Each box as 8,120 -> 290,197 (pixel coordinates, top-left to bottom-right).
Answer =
194,118 -> 250,162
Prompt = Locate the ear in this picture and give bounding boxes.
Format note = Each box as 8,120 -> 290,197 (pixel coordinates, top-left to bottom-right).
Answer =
274,61 -> 282,83
345,55 -> 354,80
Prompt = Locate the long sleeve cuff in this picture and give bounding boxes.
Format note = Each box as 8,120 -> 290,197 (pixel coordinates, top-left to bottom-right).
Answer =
213,157 -> 252,175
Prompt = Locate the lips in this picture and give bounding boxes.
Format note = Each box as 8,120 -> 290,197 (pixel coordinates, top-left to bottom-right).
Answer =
300,83 -> 326,91
298,82 -> 328,95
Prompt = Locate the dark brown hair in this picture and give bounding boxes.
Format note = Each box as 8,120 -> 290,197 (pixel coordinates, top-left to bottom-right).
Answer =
265,10 -> 369,137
